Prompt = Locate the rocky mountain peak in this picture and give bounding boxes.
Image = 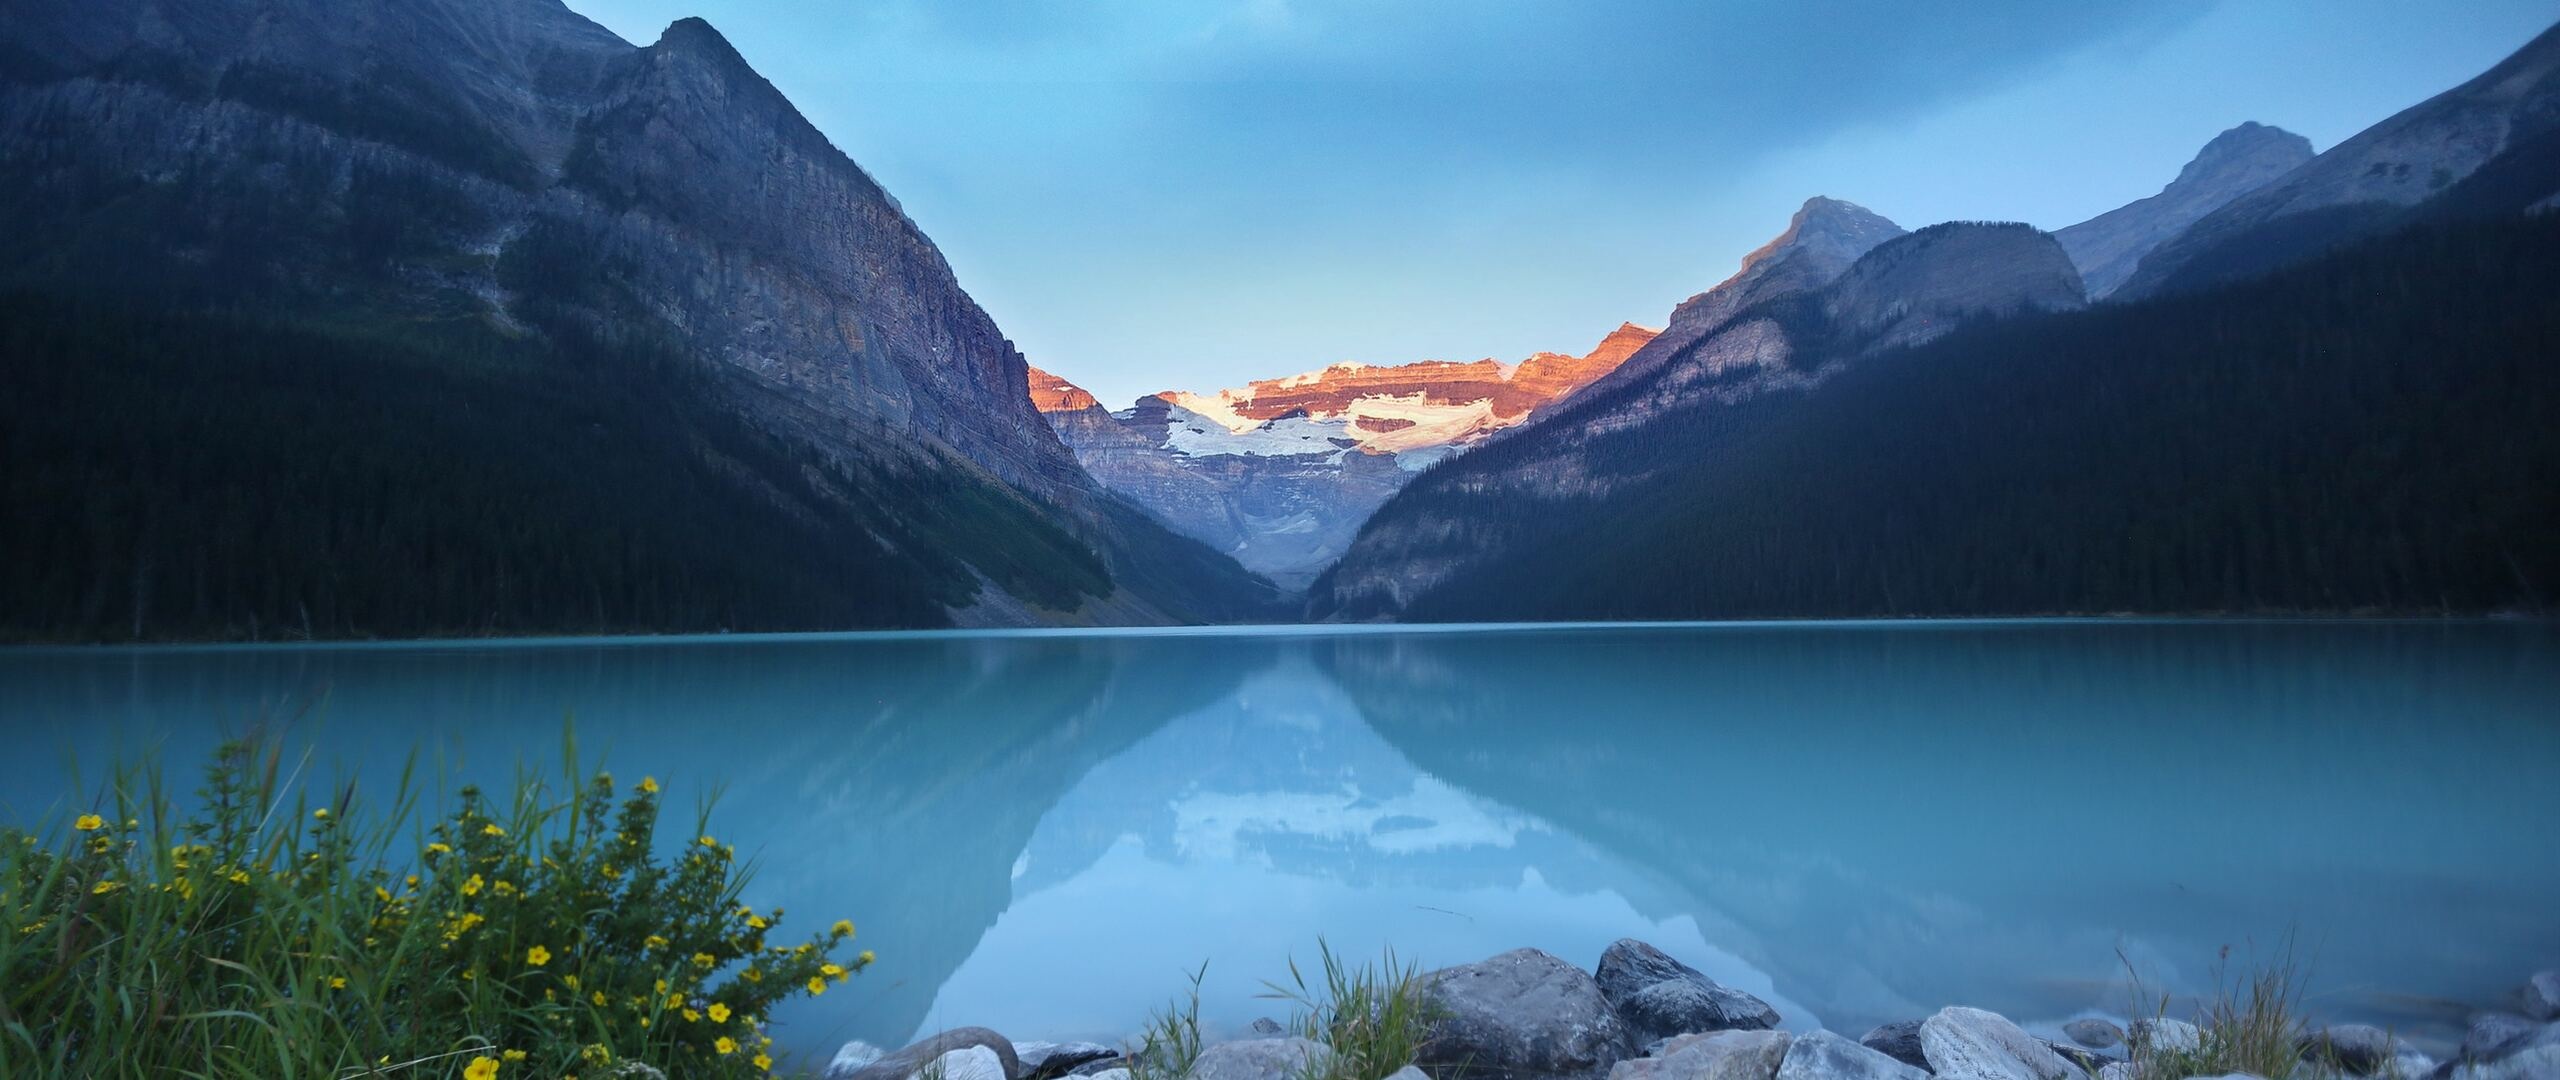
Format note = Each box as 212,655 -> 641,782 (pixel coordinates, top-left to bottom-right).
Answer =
1026,366 -> 1101,413
1738,196 -> 1907,277
1826,222 -> 2085,347
2057,122 -> 2313,297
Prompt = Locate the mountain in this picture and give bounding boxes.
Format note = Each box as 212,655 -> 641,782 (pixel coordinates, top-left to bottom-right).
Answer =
1030,324 -> 1655,590
2115,21 -> 2560,299
1319,203 -> 2559,621
2055,122 -> 2315,298
1315,203 -> 2092,617
0,0 -> 1283,638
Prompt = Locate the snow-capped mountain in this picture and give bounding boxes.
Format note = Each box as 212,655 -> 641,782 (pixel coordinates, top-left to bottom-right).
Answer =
1030,323 -> 1656,590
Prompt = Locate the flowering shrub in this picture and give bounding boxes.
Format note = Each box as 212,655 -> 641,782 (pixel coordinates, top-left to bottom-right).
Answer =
0,736 -> 872,1078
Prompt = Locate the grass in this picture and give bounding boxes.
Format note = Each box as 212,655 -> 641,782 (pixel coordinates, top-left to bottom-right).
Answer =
1128,963 -> 1210,1080
2120,939 -> 2415,1080
0,730 -> 872,1078
1262,940 -> 1440,1080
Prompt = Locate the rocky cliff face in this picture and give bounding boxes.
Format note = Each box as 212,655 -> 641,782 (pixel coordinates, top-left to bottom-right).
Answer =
1031,325 -> 1653,590
0,0 -> 1281,627
2116,22 -> 2560,298
1314,208 -> 2092,620
2056,122 -> 2314,298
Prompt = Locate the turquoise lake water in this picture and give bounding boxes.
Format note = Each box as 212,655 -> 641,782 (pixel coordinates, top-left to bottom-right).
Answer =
3,621 -> 2556,1063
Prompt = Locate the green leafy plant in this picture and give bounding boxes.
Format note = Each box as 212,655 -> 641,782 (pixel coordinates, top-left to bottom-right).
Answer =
0,731 -> 873,1078
1128,963 -> 1210,1080
1263,940 -> 1439,1080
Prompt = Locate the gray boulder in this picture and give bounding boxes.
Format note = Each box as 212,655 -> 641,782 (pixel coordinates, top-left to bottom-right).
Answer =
1612,1031 -> 1793,1080
838,1029 -> 1022,1080
1251,1019 -> 1290,1037
1016,1043 -> 1122,1080
2039,1041 -> 2114,1074
1190,1038 -> 1332,1080
2465,1015 -> 2542,1063
1860,1022 -> 1931,1072
1918,1007 -> 2082,1080
2528,974 -> 2560,1024
1082,1071 -> 1132,1080
2094,1065 -> 2133,1080
1068,1062 -> 1130,1079
1423,948 -> 1632,1080
833,1043 -> 890,1078
1388,1069 -> 1432,1080
2128,1019 -> 2201,1058
1776,1030 -> 1930,1080
1596,940 -> 1782,1044
922,1048 -> 1011,1080
2455,1044 -> 2560,1080
2063,1022 -> 2125,1051
2299,1024 -> 2395,1074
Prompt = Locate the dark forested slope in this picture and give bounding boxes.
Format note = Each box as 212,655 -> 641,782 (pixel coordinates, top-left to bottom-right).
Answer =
1325,213 -> 2560,621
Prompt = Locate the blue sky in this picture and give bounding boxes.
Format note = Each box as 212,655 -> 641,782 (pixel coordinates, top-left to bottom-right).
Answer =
564,0 -> 2558,407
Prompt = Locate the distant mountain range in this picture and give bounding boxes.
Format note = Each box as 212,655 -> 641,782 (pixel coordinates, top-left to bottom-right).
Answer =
1028,324 -> 1655,588
1,0 -> 2554,637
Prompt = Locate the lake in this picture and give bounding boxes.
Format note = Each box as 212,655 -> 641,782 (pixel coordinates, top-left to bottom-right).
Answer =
3,620 -> 2555,1065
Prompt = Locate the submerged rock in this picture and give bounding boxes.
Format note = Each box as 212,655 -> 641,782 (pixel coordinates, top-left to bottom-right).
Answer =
2527,973 -> 2560,1023
1860,1021 -> 1932,1072
2456,1044 -> 2560,1080
2062,1021 -> 2124,1051
925,1047 -> 1010,1080
1596,940 -> 1782,1044
1775,1030 -> 1929,1080
1917,1007 -> 2080,1080
2298,1024 -> 2395,1074
1424,948 -> 1631,1079
1189,1037 -> 1331,1080
1016,1043 -> 1121,1080
2465,1014 -> 2542,1063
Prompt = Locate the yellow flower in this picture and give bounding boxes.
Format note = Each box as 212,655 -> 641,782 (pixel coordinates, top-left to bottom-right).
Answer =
831,919 -> 855,937
375,885 -> 393,902
74,814 -> 104,831
494,880 -> 517,896
707,1003 -> 732,1024
644,935 -> 670,949
638,776 -> 660,794
525,945 -> 551,966
806,976 -> 827,996
502,1049 -> 527,1062
741,967 -> 763,983
481,823 -> 505,837
313,808 -> 330,820
427,842 -> 453,855
715,1037 -> 739,1056
563,975 -> 581,990
859,949 -> 876,965
746,915 -> 767,929
91,880 -> 122,895
683,1008 -> 702,1022
666,993 -> 684,1010
461,874 -> 485,896
462,1057 -> 499,1080
697,835 -> 717,848
754,1053 -> 774,1070
692,952 -> 717,969
330,976 -> 348,990
655,979 -> 669,994
592,991 -> 609,1007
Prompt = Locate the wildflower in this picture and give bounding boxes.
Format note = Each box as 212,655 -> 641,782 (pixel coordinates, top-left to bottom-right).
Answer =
88,835 -> 114,854
74,814 -> 104,831
526,945 -> 552,966
715,1037 -> 739,1056
375,885 -> 393,902
427,842 -> 453,855
698,835 -> 717,848
822,963 -> 848,981
807,976 -> 827,996
564,975 -> 580,990
330,976 -> 348,990
91,880 -> 122,895
666,993 -> 685,1010
683,1008 -> 702,1022
707,1003 -> 732,1023
655,979 -> 669,994
644,934 -> 669,949
313,808 -> 330,820
755,1053 -> 774,1071
747,914 -> 767,929
462,874 -> 485,896
481,823 -> 505,837
503,1050 -> 528,1062
832,919 -> 855,937
583,1043 -> 612,1063
692,952 -> 717,969
592,991 -> 609,1007
860,949 -> 876,965
741,967 -> 763,983
462,1057 -> 499,1080
493,880 -> 516,896
638,776 -> 660,794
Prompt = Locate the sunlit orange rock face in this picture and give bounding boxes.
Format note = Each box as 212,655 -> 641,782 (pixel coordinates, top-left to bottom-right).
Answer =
1199,322 -> 1660,425
1026,365 -> 1100,413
